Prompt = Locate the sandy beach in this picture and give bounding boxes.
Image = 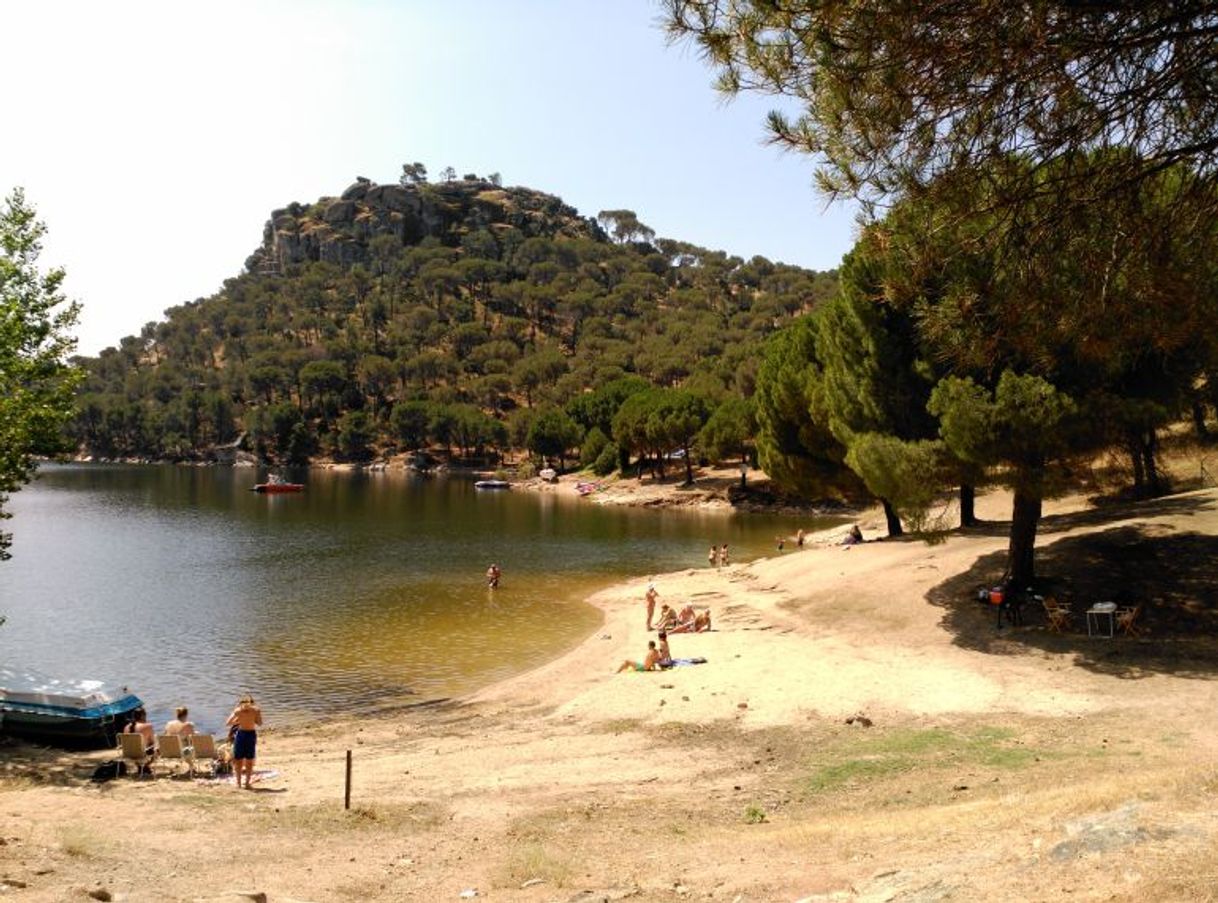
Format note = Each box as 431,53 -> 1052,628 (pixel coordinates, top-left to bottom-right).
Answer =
5,484 -> 1218,902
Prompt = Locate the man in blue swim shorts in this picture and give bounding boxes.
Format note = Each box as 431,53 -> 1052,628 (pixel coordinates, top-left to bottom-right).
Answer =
225,693 -> 263,789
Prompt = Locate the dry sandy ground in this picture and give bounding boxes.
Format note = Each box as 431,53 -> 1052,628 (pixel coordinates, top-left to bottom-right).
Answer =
5,487 -> 1218,902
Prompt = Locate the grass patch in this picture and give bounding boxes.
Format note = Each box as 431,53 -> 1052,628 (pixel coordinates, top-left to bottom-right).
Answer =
494,841 -> 576,889
168,792 -> 229,809
58,824 -> 110,859
593,718 -> 644,735
806,726 -> 1047,795
744,805 -> 767,824
263,800 -> 446,834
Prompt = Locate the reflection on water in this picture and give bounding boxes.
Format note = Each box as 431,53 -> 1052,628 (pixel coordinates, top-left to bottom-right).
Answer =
1,464 -> 843,730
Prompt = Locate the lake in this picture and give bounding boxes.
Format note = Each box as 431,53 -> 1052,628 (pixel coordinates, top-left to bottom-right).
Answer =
1,464 -> 841,732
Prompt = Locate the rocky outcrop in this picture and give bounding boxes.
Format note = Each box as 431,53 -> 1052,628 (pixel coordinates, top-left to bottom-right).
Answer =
248,179 -> 606,275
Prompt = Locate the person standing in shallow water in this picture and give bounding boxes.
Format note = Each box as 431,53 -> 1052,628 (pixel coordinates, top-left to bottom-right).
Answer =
486,563 -> 501,588
645,581 -> 659,630
225,693 -> 263,790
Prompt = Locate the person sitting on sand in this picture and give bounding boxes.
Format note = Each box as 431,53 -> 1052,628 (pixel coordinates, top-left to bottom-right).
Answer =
842,524 -> 864,546
655,603 -> 679,631
668,602 -> 697,632
671,607 -> 712,633
656,630 -> 673,668
164,705 -> 195,737
617,640 -> 662,673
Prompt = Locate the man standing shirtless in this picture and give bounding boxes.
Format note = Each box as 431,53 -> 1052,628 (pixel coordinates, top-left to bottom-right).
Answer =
225,693 -> 263,790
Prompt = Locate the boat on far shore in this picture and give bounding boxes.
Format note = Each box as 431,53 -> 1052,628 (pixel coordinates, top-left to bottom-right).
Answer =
252,475 -> 305,493
474,479 -> 511,490
0,666 -> 143,749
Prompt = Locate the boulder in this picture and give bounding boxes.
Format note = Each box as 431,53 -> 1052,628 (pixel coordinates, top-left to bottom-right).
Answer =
322,200 -> 356,225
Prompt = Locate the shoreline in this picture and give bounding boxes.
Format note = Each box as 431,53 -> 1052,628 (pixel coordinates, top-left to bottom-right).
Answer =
8,485 -> 1218,901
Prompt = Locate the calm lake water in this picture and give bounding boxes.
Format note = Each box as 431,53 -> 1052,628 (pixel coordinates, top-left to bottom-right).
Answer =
1,464 -> 840,732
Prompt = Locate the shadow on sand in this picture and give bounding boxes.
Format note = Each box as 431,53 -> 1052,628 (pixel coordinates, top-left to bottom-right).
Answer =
924,493 -> 1218,680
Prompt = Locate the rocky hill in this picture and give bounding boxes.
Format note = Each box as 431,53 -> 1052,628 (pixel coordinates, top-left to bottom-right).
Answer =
249,178 -> 604,273
71,174 -> 839,467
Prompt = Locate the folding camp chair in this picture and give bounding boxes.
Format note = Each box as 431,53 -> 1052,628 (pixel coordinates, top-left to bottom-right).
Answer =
118,731 -> 154,778
1116,603 -> 1144,637
1042,596 -> 1073,633
188,733 -> 221,777
157,734 -> 194,777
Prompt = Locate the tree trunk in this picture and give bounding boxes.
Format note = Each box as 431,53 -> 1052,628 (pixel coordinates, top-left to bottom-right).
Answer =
1127,435 -> 1145,496
1008,488 -> 1042,587
683,447 -> 694,485
881,498 -> 903,537
959,484 -> 977,527
1142,428 -> 1165,496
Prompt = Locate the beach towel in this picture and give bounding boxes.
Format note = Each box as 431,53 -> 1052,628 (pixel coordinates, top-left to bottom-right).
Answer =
667,657 -> 707,667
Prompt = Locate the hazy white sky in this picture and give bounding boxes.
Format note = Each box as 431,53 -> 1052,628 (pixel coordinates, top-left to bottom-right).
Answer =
2,0 -> 858,356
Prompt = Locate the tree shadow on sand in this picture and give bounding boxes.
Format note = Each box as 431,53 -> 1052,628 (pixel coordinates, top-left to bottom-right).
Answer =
0,739 -> 103,787
951,489 -> 1218,540
925,513 -> 1218,680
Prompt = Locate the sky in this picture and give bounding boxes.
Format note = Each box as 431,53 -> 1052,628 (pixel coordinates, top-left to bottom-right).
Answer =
2,0 -> 859,356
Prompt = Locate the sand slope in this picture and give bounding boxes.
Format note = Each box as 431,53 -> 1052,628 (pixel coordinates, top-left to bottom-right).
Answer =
4,487 -> 1218,901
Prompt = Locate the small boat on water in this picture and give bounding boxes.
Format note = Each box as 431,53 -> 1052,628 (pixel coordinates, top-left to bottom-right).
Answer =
0,666 -> 143,749
252,475 -> 305,493
474,479 -> 511,490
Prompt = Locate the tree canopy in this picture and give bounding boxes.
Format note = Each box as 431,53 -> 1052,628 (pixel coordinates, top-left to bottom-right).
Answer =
0,189 -> 82,560
664,1 -> 1218,226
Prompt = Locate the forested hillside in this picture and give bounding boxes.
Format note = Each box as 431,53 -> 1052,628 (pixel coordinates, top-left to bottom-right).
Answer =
69,171 -> 838,470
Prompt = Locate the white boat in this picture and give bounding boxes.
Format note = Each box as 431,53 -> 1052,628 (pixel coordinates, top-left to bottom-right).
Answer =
538,468 -> 557,482
474,479 -> 511,490
0,665 -> 143,749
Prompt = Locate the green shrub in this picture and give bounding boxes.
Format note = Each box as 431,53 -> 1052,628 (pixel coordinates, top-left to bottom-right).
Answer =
592,442 -> 618,476
580,427 -> 609,468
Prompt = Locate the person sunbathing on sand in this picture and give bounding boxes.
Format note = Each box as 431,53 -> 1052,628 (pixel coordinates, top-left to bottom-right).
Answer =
670,606 -> 712,633
670,603 -> 696,630
654,604 -> 679,631
617,640 -> 661,673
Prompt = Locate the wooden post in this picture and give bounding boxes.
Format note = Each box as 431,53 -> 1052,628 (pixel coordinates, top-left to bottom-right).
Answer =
344,749 -> 352,810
